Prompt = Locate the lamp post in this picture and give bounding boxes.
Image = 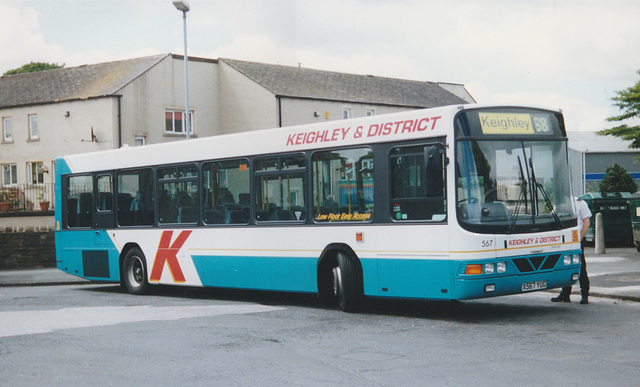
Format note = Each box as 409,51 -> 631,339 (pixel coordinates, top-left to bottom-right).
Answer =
173,0 -> 191,139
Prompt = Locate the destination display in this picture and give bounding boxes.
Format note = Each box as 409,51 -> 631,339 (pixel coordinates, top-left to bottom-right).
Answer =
479,112 -> 553,135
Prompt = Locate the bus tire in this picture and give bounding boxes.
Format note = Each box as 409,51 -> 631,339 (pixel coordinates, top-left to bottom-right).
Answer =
333,251 -> 362,312
122,247 -> 149,295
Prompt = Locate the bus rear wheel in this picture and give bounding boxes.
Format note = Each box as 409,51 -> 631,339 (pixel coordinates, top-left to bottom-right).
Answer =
122,247 -> 149,295
332,252 -> 362,312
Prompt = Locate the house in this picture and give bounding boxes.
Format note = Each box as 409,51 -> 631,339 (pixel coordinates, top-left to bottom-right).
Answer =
0,53 -> 473,227
217,58 -> 474,133
568,131 -> 640,196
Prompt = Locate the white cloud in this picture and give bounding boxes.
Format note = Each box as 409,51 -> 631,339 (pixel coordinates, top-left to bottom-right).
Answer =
466,81 -> 611,132
2,0 -> 639,135
0,3 -> 65,72
209,34 -> 297,65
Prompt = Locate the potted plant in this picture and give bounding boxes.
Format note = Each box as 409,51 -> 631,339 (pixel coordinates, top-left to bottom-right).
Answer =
0,189 -> 10,212
37,185 -> 50,211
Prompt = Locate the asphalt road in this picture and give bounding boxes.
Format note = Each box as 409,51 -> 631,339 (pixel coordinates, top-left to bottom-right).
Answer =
1,279 -> 640,386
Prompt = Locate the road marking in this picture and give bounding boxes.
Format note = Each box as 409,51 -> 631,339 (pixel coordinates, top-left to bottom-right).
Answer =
0,304 -> 284,338
590,285 -> 640,296
586,257 -> 626,263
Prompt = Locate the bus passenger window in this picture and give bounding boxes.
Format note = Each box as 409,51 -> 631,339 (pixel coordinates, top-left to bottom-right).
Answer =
312,148 -> 374,223
254,155 -> 306,222
157,164 -> 198,224
96,175 -> 113,211
390,144 -> 446,221
203,159 -> 250,225
66,175 -> 93,228
117,169 -> 154,226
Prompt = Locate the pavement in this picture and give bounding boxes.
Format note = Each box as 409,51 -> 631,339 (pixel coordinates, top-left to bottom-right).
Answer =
1,247 -> 640,303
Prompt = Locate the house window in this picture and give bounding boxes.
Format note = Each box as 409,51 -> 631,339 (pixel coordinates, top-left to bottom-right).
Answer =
366,108 -> 376,117
2,164 -> 17,186
343,108 -> 352,120
28,114 -> 38,140
27,162 -> 45,185
165,109 -> 194,135
134,136 -> 146,146
2,117 -> 11,142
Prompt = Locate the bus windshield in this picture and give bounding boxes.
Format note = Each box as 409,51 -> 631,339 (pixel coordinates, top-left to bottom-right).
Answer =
456,139 -> 576,234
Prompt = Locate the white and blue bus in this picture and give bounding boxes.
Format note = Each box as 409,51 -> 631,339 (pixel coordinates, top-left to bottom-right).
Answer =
55,104 -> 582,311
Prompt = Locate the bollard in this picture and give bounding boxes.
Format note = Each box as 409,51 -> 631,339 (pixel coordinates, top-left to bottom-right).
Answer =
594,212 -> 606,254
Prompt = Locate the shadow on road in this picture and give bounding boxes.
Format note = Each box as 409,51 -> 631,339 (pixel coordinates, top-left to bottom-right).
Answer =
76,283 -> 562,322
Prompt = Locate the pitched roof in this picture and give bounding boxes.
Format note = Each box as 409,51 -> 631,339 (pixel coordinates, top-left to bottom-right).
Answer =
1,54 -> 472,110
0,54 -> 168,108
568,131 -> 640,153
220,58 -> 470,108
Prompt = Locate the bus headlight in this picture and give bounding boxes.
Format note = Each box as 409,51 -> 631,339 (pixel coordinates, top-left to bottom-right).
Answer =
497,262 -> 507,273
484,263 -> 495,275
563,254 -> 581,265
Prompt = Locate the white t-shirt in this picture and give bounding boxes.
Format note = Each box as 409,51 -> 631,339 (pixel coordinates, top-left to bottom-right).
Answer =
576,197 -> 592,237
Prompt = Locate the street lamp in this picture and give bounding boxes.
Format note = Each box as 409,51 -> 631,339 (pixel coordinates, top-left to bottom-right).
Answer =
173,0 -> 191,139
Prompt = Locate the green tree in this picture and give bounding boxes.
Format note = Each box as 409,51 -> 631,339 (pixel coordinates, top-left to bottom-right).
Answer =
3,61 -> 64,76
598,70 -> 640,147
599,163 -> 638,193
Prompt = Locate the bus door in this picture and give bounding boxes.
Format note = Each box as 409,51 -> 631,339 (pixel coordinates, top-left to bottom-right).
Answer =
94,173 -> 115,230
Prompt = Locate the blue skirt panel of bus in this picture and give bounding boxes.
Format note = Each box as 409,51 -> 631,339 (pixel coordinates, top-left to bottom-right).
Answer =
55,230 -> 121,282
191,255 -> 318,293
371,258 -> 454,300
191,256 -> 454,299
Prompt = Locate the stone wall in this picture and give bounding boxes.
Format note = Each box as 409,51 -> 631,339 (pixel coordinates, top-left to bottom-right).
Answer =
0,226 -> 55,269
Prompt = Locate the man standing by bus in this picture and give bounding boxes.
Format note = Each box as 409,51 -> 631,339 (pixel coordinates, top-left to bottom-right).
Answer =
552,197 -> 592,304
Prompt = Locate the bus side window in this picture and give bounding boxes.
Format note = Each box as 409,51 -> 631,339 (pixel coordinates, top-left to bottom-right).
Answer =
66,175 -> 93,228
96,175 -> 113,211
117,168 -> 154,226
390,143 -> 446,222
312,148 -> 374,223
254,155 -> 306,222
157,164 -> 198,225
425,144 -> 446,198
203,159 -> 250,225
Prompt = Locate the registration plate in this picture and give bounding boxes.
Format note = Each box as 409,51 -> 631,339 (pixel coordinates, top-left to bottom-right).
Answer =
522,280 -> 547,292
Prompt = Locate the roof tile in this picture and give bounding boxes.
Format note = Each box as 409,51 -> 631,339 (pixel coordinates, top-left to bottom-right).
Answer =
220,58 -> 468,107
0,54 -> 167,108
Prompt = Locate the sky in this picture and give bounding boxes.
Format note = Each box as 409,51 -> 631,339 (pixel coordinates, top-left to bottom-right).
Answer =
1,0 -> 639,133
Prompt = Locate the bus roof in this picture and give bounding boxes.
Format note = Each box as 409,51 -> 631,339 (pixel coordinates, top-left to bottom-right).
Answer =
59,103 -> 562,174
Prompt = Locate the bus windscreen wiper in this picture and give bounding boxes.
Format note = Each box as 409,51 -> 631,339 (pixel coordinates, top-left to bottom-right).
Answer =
529,157 -> 563,229
508,155 -> 528,234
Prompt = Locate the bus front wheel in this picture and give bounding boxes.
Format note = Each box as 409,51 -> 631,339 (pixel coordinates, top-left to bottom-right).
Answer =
332,252 -> 362,312
122,247 -> 149,295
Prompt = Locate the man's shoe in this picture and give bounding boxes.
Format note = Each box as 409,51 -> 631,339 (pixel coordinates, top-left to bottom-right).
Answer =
580,298 -> 589,305
551,295 -> 570,302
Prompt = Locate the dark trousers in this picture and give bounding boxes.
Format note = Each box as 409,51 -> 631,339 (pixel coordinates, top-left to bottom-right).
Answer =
560,240 -> 590,297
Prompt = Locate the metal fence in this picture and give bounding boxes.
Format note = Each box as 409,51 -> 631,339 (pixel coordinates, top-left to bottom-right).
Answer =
0,183 -> 54,213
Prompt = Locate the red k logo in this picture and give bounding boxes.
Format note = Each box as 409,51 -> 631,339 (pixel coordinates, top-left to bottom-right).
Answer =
149,230 -> 192,283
